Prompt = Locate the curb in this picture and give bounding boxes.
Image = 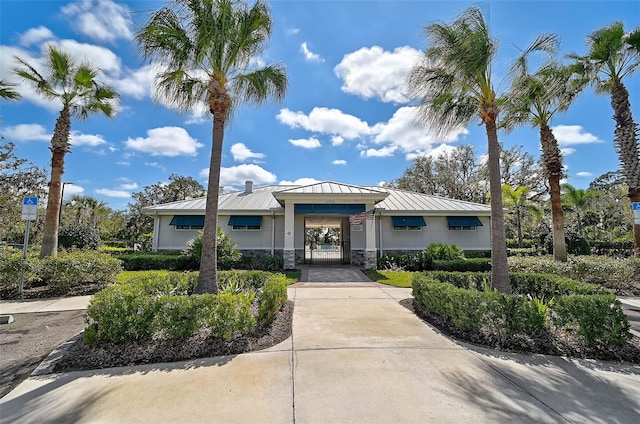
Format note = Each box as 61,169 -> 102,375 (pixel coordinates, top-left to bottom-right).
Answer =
31,331 -> 84,377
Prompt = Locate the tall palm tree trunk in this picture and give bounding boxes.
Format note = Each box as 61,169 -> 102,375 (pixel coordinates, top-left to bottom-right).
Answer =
40,106 -> 71,258
610,81 -> 640,257
540,125 -> 567,261
195,80 -> 231,294
485,119 -> 510,293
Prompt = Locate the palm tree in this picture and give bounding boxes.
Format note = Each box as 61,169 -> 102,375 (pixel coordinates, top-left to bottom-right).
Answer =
13,46 -> 119,258
503,36 -> 585,262
501,185 -> 543,248
0,79 -> 21,100
570,22 -> 640,256
562,183 -> 596,238
137,0 -> 287,293
408,7 -> 512,291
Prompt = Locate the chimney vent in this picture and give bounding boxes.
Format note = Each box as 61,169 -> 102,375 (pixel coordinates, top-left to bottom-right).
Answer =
245,180 -> 253,194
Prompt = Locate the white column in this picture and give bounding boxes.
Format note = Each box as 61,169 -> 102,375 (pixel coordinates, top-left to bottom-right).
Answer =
152,215 -> 160,252
364,203 -> 377,269
283,201 -> 295,268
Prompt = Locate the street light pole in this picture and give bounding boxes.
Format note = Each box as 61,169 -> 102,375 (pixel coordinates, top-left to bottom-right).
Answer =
59,182 -> 74,224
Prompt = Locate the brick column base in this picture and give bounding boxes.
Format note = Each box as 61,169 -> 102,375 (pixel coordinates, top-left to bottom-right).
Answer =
364,250 -> 377,270
284,249 -> 296,270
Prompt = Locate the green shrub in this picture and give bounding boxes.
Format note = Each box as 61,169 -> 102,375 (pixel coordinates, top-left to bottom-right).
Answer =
508,255 -> 640,293
204,292 -> 256,340
419,271 -> 487,290
433,258 -> 492,272
378,250 -> 433,271
118,270 -> 198,295
153,295 -> 205,339
426,243 -> 465,260
258,275 -> 289,325
590,240 -> 633,257
508,273 -> 601,298
85,283 -> 160,344
58,224 -> 100,250
412,274 -> 630,348
0,250 -> 37,288
182,228 -> 241,270
463,250 -> 491,258
116,252 -> 193,271
39,250 -> 122,291
553,294 -> 630,345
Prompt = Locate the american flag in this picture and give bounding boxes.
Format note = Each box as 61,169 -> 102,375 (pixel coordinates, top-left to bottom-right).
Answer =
349,209 -> 375,224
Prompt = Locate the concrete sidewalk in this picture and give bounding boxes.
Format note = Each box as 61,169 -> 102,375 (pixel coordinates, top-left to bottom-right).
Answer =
0,296 -> 92,314
2,285 -> 640,423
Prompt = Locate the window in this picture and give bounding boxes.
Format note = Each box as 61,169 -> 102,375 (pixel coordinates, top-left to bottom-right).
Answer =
392,216 -> 426,231
447,216 -> 483,231
228,215 -> 262,230
169,215 -> 204,230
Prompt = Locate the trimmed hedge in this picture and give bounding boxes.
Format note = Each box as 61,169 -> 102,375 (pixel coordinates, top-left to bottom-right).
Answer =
412,274 -> 630,346
115,252 -> 194,271
433,258 -> 492,272
84,271 -> 288,344
38,250 -> 122,291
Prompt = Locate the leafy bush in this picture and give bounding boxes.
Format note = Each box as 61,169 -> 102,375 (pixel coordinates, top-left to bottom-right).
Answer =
84,283 -> 160,343
426,243 -> 465,260
39,250 -> 122,291
420,271 -> 487,290
0,250 -> 37,288
508,255 -> 640,294
463,250 -> 491,258
543,232 -> 590,256
506,239 -> 535,248
116,252 -> 194,271
258,274 -> 289,325
204,292 -> 256,340
553,294 -> 630,345
85,270 -> 288,344
182,228 -> 241,270
378,250 -> 433,271
412,274 -> 630,347
508,273 -> 601,298
590,240 -> 633,257
433,258 -> 492,272
58,224 -> 100,250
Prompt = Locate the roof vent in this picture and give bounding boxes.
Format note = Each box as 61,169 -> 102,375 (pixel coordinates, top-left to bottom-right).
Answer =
244,180 -> 253,194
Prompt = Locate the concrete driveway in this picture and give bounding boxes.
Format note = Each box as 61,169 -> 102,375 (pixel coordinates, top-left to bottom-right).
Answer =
2,284 -> 640,423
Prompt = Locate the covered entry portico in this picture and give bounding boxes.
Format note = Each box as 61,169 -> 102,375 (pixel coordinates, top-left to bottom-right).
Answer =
273,183 -> 388,270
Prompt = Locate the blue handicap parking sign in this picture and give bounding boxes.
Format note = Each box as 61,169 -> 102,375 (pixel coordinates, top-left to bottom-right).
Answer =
633,202 -> 640,211
23,197 -> 38,205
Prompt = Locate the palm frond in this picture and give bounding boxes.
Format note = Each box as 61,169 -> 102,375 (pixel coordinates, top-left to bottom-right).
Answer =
232,63 -> 287,104
0,79 -> 21,100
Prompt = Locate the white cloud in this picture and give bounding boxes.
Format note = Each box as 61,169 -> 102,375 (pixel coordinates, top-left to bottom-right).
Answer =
116,161 -> 130,166
370,106 -> 467,159
405,143 -> 459,161
561,148 -> 576,156
2,123 -> 50,142
62,0 -> 133,43
277,107 -> 370,140
145,162 -> 166,171
118,182 -> 138,190
279,177 -> 322,186
200,164 -> 277,186
95,188 -> 131,198
300,42 -> 323,62
360,146 -> 398,158
50,39 -> 122,75
576,172 -> 593,178
113,64 -> 157,100
332,160 -> 347,165
287,28 -> 300,35
62,184 -> 85,198
552,125 -> 603,146
126,127 -> 203,157
230,143 -> 265,162
334,46 -> 420,103
289,137 -> 321,149
19,26 -> 54,46
331,136 -> 344,146
69,131 -> 106,147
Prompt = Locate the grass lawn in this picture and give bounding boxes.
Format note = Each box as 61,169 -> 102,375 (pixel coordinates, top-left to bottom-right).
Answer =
116,270 -> 301,285
363,270 -> 414,288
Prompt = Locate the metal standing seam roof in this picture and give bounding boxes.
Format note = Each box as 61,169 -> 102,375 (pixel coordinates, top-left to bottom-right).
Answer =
142,182 -> 491,215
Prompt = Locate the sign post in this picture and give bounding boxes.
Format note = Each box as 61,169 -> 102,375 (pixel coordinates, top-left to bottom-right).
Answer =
633,202 -> 640,225
19,197 -> 38,295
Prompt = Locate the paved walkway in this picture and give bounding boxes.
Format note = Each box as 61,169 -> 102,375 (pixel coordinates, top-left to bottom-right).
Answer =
1,269 -> 640,423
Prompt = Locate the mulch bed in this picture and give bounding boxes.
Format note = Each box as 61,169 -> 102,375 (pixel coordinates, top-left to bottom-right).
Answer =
401,298 -> 640,364
53,301 -> 294,373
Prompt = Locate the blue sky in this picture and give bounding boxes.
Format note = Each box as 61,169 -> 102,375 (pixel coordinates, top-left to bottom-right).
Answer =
1,0 -> 639,211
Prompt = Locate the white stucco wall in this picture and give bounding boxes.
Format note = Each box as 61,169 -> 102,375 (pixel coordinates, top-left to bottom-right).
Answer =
378,215 -> 491,252
154,215 -> 202,251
